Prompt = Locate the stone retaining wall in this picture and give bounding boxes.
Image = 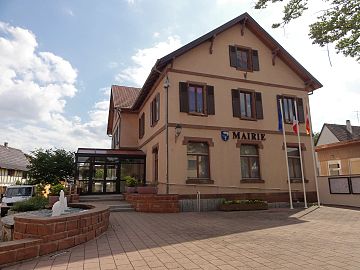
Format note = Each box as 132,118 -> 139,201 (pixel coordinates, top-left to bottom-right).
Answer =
125,194 -> 180,213
0,203 -> 109,266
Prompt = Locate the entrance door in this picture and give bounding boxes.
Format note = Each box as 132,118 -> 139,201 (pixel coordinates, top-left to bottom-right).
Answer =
105,164 -> 118,193
91,163 -> 119,194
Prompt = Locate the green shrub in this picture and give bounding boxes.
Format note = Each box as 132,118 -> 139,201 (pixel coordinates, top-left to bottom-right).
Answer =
11,196 -> 49,212
124,176 -> 138,187
222,199 -> 266,205
50,184 -> 65,196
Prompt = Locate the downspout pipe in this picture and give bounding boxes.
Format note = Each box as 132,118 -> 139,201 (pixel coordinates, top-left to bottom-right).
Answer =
164,75 -> 170,194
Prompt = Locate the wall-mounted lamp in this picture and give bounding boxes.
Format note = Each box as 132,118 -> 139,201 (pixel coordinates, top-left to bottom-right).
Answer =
175,124 -> 182,137
163,75 -> 170,89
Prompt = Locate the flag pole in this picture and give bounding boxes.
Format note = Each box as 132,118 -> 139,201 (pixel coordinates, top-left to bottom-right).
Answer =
279,99 -> 293,209
294,100 -> 308,208
306,98 -> 321,206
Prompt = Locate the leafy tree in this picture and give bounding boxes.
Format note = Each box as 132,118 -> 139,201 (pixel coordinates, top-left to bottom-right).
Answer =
255,0 -> 360,61
27,149 -> 75,186
313,131 -> 320,145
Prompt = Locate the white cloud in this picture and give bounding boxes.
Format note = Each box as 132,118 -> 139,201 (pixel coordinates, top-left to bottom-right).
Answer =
153,32 -> 160,38
115,36 -> 182,87
0,22 -> 110,152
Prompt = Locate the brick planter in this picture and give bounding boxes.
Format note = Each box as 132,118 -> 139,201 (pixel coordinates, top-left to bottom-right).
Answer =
136,186 -> 157,194
0,203 -> 109,267
125,187 -> 137,193
125,194 -> 179,213
219,202 -> 268,211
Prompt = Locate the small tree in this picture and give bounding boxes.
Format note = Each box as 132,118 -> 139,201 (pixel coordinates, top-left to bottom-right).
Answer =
313,131 -> 320,145
27,149 -> 75,186
254,0 -> 360,61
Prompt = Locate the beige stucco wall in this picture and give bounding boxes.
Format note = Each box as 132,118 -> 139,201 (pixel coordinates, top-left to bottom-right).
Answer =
317,143 -> 360,176
318,176 -> 360,207
172,24 -> 305,89
167,72 -> 309,133
119,113 -> 138,148
163,127 -> 316,195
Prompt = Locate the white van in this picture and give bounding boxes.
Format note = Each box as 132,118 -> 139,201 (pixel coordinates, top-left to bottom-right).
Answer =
1,185 -> 35,207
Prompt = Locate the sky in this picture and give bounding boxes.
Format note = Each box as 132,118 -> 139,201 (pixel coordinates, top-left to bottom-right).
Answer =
0,0 -> 359,153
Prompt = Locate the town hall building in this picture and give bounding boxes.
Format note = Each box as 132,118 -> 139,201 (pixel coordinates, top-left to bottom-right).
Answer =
76,13 -> 322,203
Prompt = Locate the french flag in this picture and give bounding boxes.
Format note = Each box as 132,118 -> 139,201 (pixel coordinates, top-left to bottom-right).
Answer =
292,116 -> 298,135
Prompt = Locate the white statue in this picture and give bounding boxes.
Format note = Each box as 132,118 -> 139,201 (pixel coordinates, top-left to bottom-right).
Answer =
64,196 -> 68,211
51,190 -> 66,217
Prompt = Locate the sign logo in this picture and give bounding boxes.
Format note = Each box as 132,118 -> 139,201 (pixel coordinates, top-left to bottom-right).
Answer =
221,131 -> 230,141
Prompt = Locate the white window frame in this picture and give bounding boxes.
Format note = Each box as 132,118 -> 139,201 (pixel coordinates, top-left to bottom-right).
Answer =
328,160 -> 342,176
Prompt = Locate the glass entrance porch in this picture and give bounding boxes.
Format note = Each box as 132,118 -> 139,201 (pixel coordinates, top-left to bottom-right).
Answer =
75,148 -> 146,195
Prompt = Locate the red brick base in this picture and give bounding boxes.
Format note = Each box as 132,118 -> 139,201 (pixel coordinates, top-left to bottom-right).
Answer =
125,194 -> 180,213
0,203 -> 109,267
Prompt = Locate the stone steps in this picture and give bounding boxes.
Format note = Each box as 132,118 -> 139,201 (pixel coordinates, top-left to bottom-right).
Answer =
79,194 -> 124,202
79,195 -> 134,212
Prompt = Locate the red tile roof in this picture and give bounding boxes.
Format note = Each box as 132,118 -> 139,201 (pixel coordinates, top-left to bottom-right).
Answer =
107,85 -> 141,135
111,85 -> 141,109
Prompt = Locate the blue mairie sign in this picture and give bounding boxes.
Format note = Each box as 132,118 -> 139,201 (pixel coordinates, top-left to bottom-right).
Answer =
221,131 -> 230,141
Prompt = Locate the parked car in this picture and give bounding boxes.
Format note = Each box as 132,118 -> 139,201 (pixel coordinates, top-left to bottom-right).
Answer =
1,185 -> 35,207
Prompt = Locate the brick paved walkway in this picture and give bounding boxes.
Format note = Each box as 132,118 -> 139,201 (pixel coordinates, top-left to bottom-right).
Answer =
3,206 -> 360,270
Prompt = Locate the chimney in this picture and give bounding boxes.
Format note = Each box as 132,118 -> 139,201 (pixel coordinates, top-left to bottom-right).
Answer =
346,120 -> 352,134
4,142 -> 8,147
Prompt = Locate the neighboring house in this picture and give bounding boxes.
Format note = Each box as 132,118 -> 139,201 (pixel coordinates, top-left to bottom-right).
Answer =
0,143 -> 29,186
76,13 -> 322,203
316,120 -> 360,176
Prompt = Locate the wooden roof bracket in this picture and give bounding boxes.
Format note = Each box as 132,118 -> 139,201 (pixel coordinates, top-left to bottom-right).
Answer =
209,35 -> 216,54
305,80 -> 314,92
170,57 -> 175,68
241,17 -> 248,36
272,48 -> 280,66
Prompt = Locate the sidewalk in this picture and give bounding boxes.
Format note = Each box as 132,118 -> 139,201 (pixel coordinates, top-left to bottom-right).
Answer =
4,206 -> 360,270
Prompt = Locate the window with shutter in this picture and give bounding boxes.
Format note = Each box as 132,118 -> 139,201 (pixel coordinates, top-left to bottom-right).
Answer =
229,45 -> 260,72
179,82 -> 215,116
278,96 -> 304,124
139,113 -> 145,139
150,93 -> 160,126
232,89 -> 263,120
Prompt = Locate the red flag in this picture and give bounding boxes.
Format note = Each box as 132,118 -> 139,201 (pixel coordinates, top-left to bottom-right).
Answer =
292,117 -> 298,135
306,106 -> 310,135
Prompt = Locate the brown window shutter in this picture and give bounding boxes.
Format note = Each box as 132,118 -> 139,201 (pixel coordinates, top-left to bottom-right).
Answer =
297,98 -> 305,123
139,113 -> 145,138
229,46 -> 237,67
156,93 -> 160,121
179,82 -> 189,112
142,114 -> 145,137
232,89 -> 240,117
252,50 -> 260,71
152,99 -> 156,123
206,85 -> 215,115
255,92 -> 263,119
150,100 -> 153,127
